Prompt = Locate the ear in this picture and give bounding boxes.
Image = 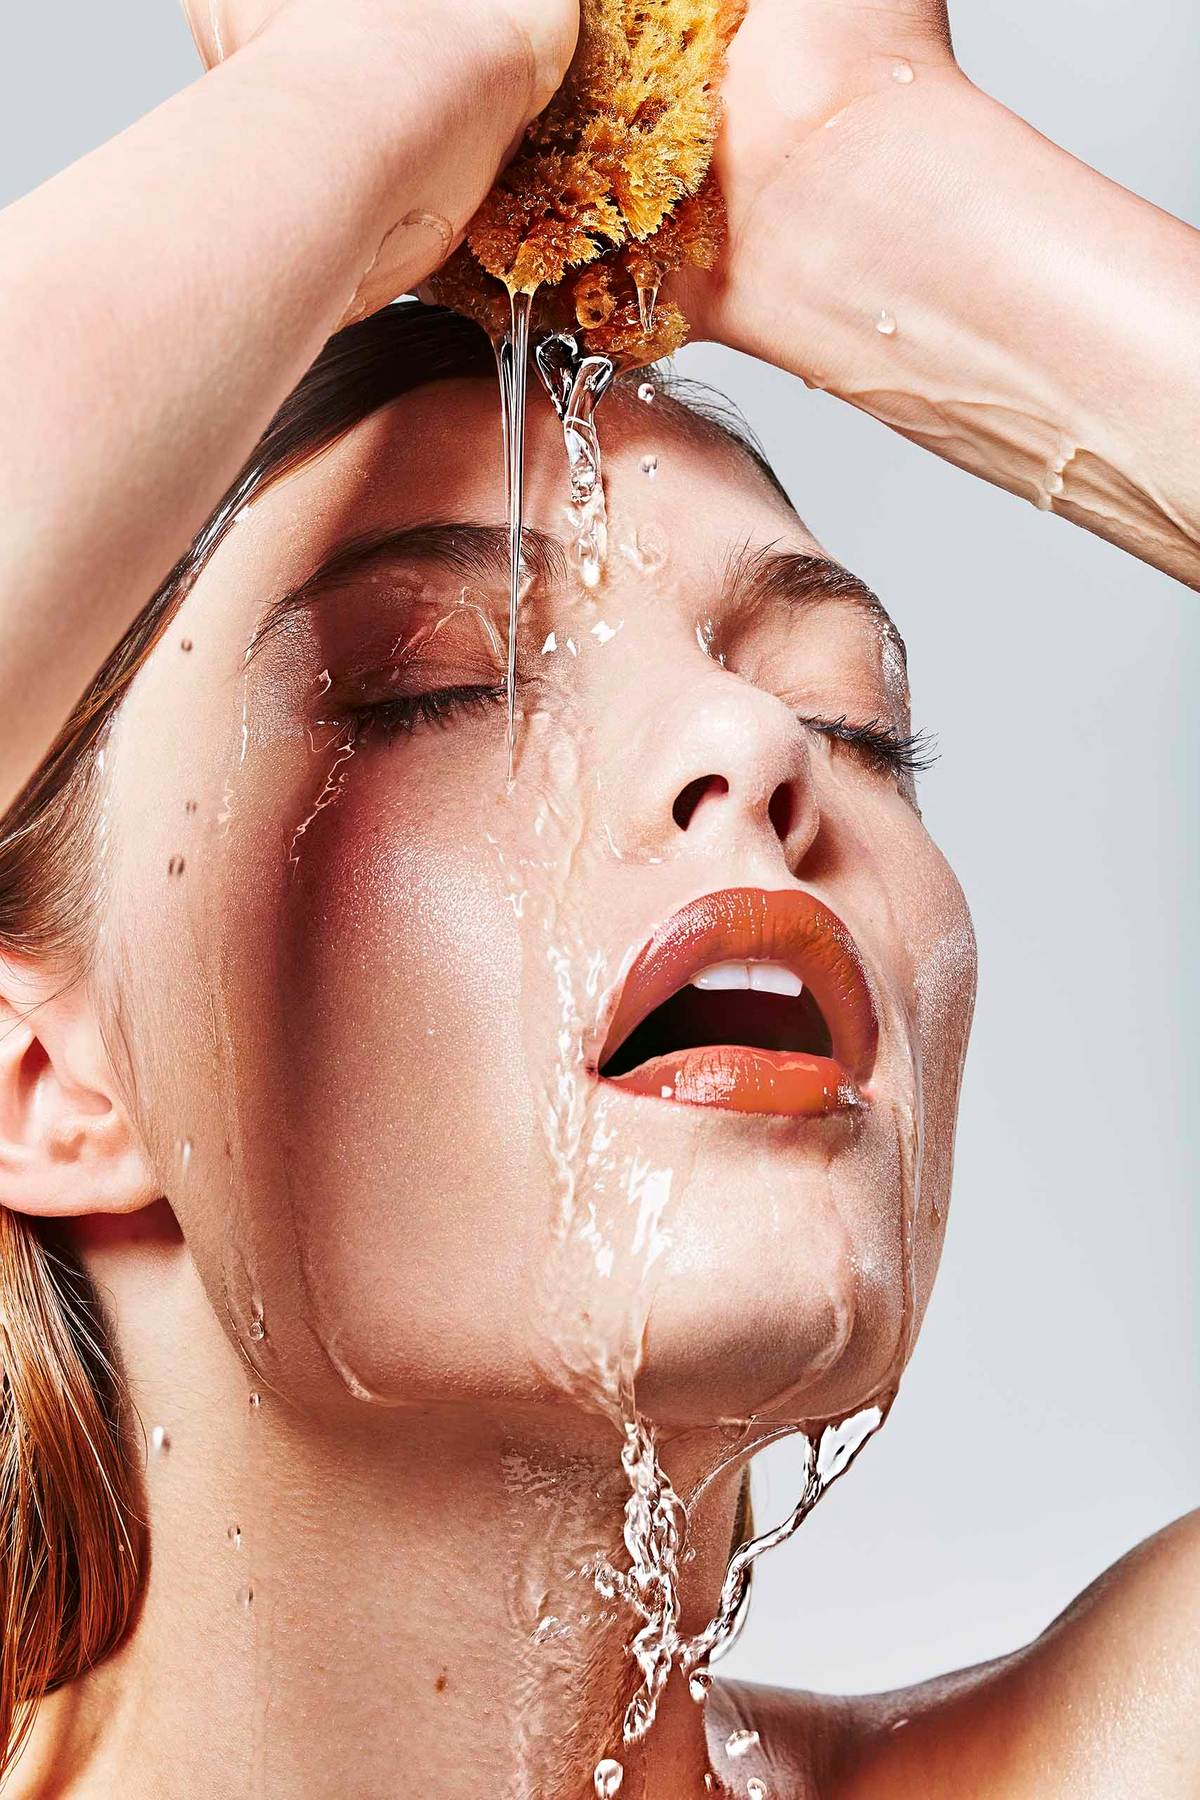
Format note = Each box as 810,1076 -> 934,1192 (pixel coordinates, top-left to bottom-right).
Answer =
0,958 -> 159,1218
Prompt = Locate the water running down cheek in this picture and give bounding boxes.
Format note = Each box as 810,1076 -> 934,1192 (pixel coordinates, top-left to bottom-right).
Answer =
474,320 -> 929,1792
156,304 -> 954,1798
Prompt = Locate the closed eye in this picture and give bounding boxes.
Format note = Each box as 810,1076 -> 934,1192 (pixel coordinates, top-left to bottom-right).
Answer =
800,714 -> 938,779
346,682 -> 508,740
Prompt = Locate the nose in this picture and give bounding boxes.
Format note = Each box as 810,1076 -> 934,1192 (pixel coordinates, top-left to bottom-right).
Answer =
613,672 -> 821,870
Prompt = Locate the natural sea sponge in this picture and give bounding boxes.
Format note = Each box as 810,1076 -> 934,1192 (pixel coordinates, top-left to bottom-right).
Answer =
428,0 -> 743,367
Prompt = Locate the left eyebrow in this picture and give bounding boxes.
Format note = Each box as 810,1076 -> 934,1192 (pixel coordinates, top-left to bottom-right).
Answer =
723,542 -> 908,675
247,520 -> 571,659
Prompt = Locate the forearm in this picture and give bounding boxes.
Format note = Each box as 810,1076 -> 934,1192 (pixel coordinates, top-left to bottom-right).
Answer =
709,70 -> 1200,586
0,7 -> 528,812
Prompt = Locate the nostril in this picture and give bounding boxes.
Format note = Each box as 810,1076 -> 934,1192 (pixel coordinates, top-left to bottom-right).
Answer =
673,773 -> 729,831
768,783 -> 794,842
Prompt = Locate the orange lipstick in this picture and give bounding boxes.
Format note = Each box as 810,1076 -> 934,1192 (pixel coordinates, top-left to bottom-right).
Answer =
597,888 -> 877,1118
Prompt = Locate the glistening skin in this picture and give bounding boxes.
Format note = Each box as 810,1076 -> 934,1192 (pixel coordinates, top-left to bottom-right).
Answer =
5,370 -> 975,1795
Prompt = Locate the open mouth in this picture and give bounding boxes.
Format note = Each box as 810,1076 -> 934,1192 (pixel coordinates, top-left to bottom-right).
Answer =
597,888 -> 877,1118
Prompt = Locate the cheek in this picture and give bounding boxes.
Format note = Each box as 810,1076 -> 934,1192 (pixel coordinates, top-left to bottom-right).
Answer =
273,764 -> 547,1399
806,785 -> 977,1350
906,844 -> 977,1312
105,672 -> 558,1409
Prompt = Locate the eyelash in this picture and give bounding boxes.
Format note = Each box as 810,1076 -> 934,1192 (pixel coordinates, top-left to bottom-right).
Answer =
346,683 -> 509,739
798,714 -> 939,779
346,688 -> 938,782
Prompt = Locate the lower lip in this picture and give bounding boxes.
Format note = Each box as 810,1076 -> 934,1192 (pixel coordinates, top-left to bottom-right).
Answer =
603,1045 -> 862,1117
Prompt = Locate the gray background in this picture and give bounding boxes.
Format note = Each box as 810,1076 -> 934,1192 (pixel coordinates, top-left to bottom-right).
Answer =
3,2 -> 1195,1698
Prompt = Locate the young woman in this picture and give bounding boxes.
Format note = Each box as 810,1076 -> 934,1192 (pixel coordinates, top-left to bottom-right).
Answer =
0,1 -> 1196,1795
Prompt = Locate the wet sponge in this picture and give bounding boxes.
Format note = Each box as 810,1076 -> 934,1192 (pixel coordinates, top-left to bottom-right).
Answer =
428,0 -> 743,366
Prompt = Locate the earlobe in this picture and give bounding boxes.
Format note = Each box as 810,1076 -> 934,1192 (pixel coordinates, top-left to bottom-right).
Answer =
0,968 -> 159,1220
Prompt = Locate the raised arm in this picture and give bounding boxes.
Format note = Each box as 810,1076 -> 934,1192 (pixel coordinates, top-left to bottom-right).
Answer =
682,1 -> 1200,588
0,0 -> 576,816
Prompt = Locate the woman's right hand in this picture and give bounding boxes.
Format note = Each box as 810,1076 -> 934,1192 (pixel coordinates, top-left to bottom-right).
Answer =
0,0 -> 582,814
182,0 -> 580,318
184,0 -> 577,115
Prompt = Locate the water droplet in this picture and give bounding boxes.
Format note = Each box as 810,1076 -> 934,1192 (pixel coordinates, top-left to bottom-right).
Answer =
704,1777 -> 718,1793
177,1137 -> 193,1172
541,630 -> 557,654
875,310 -> 897,337
248,1391 -> 262,1409
891,60 -> 915,83
637,382 -> 655,404
180,637 -> 194,653
640,454 -> 658,478
590,619 -> 622,645
619,523 -> 669,577
748,1781 -> 769,1799
636,284 -> 658,334
315,668 -> 332,695
150,1424 -> 170,1455
248,1310 -> 266,1342
237,1584 -> 254,1609
168,854 -> 186,876
593,1758 -> 624,1797
227,1523 -> 242,1549
890,1716 -> 910,1732
725,1729 -> 760,1759
689,1668 -> 712,1703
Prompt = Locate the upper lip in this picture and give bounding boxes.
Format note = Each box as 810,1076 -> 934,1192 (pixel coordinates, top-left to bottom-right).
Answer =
596,886 -> 878,1084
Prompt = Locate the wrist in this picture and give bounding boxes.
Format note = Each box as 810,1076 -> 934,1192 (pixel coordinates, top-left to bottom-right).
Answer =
694,62 -> 986,365
244,2 -> 543,243
696,66 -> 1200,581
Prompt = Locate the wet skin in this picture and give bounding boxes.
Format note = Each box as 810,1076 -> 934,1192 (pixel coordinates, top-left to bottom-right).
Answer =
57,374 -> 1197,1800
99,375 -> 975,1434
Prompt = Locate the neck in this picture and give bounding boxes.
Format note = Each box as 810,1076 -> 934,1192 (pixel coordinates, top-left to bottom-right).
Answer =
31,1221 -> 743,1800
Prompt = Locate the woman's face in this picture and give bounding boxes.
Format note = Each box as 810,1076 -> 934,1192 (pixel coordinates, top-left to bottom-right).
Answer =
98,372 -> 975,1432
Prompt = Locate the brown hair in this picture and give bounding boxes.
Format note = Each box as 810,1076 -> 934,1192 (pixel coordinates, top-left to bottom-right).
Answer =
0,303 -> 782,1778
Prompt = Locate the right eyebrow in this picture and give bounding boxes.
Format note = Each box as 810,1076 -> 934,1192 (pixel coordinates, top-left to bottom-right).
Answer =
246,520 -> 571,659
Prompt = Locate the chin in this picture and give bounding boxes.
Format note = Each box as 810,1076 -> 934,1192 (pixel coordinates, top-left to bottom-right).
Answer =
627,1181 -> 913,1432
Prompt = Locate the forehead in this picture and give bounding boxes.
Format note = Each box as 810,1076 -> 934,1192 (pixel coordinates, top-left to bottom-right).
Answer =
215,375 -> 826,602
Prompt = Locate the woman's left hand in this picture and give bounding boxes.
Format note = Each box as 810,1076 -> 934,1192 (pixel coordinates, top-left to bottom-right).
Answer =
677,0 -> 958,356
676,0 -> 1200,589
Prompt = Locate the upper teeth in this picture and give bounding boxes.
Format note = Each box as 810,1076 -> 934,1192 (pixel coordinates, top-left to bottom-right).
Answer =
690,961 -> 804,997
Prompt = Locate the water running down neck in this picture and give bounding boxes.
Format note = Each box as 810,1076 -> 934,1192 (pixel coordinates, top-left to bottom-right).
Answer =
491,311 -> 896,1788
590,1400 -> 886,1783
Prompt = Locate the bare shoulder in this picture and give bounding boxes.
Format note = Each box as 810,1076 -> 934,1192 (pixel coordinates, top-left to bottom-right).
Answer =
710,1509 -> 1200,1799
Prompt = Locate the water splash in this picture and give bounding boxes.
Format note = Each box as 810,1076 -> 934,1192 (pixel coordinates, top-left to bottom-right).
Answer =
681,1405 -> 884,1677
535,332 -> 616,589
593,1412 -> 687,1746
